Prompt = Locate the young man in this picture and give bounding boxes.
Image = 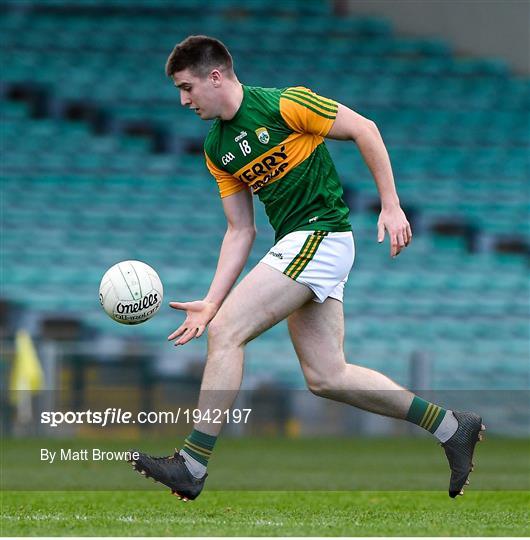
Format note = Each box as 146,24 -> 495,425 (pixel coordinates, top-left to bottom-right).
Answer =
130,36 -> 484,501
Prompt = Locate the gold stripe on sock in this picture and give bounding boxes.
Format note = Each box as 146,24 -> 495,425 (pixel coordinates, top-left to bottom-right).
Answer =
426,406 -> 441,430
420,403 -> 434,428
422,405 -> 438,430
184,440 -> 212,458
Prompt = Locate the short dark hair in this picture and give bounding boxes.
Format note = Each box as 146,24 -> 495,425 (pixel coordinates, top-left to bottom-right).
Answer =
165,35 -> 234,78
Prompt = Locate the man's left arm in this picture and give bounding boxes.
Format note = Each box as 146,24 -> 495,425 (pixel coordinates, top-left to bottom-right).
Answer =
327,103 -> 412,257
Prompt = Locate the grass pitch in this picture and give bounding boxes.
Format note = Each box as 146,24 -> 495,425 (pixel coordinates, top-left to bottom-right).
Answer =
2,490 -> 529,536
1,437 -> 529,536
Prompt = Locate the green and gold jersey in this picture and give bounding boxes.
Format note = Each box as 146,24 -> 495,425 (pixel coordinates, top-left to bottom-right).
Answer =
204,85 -> 351,241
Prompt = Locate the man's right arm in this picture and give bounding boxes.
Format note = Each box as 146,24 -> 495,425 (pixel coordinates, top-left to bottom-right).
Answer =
204,187 -> 256,307
167,188 -> 255,345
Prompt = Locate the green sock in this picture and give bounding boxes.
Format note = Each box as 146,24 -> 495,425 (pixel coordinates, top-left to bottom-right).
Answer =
182,429 -> 217,466
406,396 -> 447,433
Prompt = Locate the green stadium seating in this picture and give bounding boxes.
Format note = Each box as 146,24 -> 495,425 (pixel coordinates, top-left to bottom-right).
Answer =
1,2 -> 528,389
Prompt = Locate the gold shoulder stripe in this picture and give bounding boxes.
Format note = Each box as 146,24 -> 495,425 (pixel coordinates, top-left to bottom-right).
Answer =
283,90 -> 338,114
281,95 -> 336,120
287,86 -> 337,106
285,87 -> 338,109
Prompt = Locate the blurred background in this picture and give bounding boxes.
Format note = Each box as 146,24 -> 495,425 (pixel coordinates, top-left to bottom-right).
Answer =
1,0 -> 528,447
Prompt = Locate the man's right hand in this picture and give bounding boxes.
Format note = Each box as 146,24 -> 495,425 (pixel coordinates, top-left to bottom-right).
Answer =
167,300 -> 219,346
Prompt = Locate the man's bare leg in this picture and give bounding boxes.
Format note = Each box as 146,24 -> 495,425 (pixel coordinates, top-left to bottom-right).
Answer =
130,264 -> 314,499
288,297 -> 413,417
195,262 -> 314,435
287,296 -> 484,498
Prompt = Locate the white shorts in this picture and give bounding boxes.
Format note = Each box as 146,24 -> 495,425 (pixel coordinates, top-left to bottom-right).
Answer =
260,230 -> 355,303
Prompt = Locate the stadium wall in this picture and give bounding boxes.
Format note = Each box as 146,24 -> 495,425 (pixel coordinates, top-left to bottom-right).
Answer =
341,0 -> 530,74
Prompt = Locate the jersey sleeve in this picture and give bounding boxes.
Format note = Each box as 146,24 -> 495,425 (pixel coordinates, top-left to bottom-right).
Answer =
279,86 -> 338,136
204,151 -> 247,198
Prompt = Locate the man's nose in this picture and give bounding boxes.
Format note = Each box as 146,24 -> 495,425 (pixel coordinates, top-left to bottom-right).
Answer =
180,93 -> 191,106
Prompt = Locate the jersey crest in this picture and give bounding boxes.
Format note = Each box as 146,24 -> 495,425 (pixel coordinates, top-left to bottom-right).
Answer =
255,127 -> 270,144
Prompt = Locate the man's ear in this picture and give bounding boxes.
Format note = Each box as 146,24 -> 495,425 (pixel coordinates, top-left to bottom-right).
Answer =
210,69 -> 222,87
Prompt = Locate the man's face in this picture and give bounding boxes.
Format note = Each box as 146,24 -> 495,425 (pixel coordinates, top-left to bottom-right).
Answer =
172,68 -> 220,120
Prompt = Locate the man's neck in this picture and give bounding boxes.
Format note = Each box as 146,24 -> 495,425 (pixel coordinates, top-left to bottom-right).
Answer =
220,81 -> 244,121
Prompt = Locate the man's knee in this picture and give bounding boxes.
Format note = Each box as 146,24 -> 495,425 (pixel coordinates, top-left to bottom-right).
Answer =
208,315 -> 244,349
305,365 -> 347,398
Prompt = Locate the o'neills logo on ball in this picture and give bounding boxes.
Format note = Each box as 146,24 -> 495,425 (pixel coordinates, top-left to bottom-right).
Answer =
115,293 -> 159,315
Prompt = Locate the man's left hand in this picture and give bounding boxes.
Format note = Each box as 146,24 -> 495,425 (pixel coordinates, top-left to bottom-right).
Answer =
377,205 -> 412,257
